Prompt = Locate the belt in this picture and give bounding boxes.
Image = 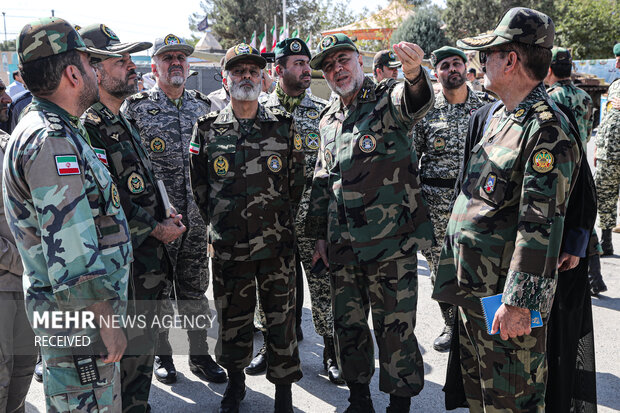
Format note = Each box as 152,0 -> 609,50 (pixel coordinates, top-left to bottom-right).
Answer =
421,177 -> 457,188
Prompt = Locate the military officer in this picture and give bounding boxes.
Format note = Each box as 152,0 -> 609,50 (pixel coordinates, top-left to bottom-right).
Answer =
4,17 -> 132,411
190,43 -> 305,413
594,43 -> 620,255
122,34 -> 226,384
433,8 -> 581,411
307,33 -> 434,412
413,46 -> 490,353
208,56 -> 231,111
79,24 -> 186,412
373,49 -> 401,82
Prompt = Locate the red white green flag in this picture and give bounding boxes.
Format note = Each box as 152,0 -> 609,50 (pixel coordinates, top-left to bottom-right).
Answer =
55,155 -> 80,175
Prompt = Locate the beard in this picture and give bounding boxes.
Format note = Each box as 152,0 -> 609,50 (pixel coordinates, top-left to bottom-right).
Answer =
329,64 -> 365,99
441,70 -> 467,90
101,68 -> 138,99
168,65 -> 187,87
228,77 -> 261,101
77,69 -> 100,114
0,105 -> 8,123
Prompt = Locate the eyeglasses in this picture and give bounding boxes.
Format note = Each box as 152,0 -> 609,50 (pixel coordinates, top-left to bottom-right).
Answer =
479,49 -> 516,64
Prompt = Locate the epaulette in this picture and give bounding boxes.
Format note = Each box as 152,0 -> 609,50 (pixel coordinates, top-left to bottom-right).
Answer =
127,91 -> 149,103
192,90 -> 211,105
308,93 -> 328,107
42,111 -> 69,137
530,101 -> 558,125
196,111 -> 219,126
271,108 -> 292,119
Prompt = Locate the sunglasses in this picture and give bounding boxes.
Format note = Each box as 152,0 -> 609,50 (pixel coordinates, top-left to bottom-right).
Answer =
479,49 -> 516,64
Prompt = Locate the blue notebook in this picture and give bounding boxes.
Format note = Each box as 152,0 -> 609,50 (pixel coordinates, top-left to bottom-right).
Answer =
480,293 -> 543,335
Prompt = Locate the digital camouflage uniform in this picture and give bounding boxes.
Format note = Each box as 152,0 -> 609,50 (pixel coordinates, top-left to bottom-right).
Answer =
84,101 -> 170,412
122,86 -> 211,351
594,78 -> 620,230
4,98 -> 132,412
259,90 -> 332,337
306,74 -> 435,397
189,104 -> 305,384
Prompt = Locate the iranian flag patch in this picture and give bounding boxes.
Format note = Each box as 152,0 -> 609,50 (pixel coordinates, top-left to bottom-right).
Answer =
189,141 -> 200,155
55,155 -> 80,176
93,148 -> 108,166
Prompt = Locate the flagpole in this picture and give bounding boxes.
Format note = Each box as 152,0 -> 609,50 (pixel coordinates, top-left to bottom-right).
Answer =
283,0 -> 287,37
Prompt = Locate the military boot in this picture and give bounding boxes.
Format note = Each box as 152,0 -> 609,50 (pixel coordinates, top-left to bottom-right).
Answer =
188,329 -> 227,383
601,229 -> 614,256
344,382 -> 375,413
274,384 -> 294,413
33,351 -> 43,383
386,394 -> 411,412
154,355 -> 177,384
323,336 -> 345,384
219,371 -> 246,413
433,303 -> 455,352
588,254 -> 608,296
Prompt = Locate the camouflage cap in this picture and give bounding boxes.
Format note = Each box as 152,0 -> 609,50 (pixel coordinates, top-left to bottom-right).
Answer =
274,38 -> 311,61
17,17 -> 121,65
310,33 -> 359,70
373,49 -> 402,69
152,34 -> 194,56
224,43 -> 266,70
79,24 -> 152,54
550,47 -> 571,65
614,43 -> 620,57
457,7 -> 554,51
430,46 -> 466,67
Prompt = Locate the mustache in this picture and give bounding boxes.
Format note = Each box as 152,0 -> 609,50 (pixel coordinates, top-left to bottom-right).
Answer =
168,65 -> 183,74
127,69 -> 137,79
239,79 -> 255,87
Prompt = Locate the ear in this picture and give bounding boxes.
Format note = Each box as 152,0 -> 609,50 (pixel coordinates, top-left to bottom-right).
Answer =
151,63 -> 158,78
275,64 -> 284,76
358,54 -> 363,68
64,64 -> 82,88
504,51 -> 519,74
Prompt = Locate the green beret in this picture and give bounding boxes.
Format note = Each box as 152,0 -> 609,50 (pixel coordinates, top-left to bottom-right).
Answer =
275,38 -> 311,61
430,46 -> 466,67
310,33 -> 358,70
614,43 -> 620,57
551,47 -> 571,65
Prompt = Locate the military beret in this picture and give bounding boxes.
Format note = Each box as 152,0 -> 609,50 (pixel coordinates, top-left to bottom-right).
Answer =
275,38 -> 311,61
457,7 -> 554,50
614,43 -> 620,57
430,46 -> 466,67
79,24 -> 152,55
17,17 -> 120,65
551,47 -> 571,65
373,50 -> 401,69
152,34 -> 194,56
224,43 -> 266,70
310,33 -> 359,70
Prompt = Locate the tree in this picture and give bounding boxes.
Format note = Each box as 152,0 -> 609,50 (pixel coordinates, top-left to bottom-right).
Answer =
390,6 -> 450,57
0,39 -> 16,52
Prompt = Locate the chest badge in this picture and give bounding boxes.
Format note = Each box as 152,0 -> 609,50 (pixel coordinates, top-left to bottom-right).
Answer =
305,133 -> 320,150
213,155 -> 229,176
267,155 -> 283,172
111,183 -> 121,208
433,137 -> 446,151
484,173 -> 497,194
148,108 -> 160,116
359,134 -> 376,153
532,149 -> 554,173
307,109 -> 319,120
294,134 -> 303,150
128,172 -> 146,194
215,126 -> 230,135
150,137 -> 165,153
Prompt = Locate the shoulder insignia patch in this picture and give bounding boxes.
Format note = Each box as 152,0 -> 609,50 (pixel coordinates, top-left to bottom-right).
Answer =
484,173 -> 497,194
194,91 -> 211,104
111,183 -> 121,208
189,141 -> 201,155
532,149 -> 554,173
128,172 -> 146,194
539,111 -> 553,121
92,148 -> 108,166
55,155 -> 80,176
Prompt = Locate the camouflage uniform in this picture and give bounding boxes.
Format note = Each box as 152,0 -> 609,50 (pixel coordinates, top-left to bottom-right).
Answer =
4,98 -> 132,412
122,86 -> 211,351
189,104 -> 305,383
83,101 -> 170,412
306,73 -> 435,397
547,79 -> 593,151
207,87 -> 230,112
259,90 -> 332,337
594,79 -> 620,230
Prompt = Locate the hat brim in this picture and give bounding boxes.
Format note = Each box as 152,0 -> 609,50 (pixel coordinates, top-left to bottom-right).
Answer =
76,46 -> 122,60
224,54 -> 267,70
153,44 -> 195,56
310,44 -> 358,70
107,41 -> 153,55
456,34 -> 511,50
386,61 -> 402,69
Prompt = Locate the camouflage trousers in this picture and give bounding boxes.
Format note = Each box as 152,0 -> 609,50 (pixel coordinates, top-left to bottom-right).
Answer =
42,347 -> 121,413
212,256 -> 302,384
595,158 -> 620,230
330,256 -> 424,397
420,184 -> 454,282
0,292 -> 36,413
459,305 -> 548,412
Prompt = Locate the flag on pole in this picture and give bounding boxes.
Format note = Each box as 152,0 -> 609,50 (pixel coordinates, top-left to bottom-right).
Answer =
278,26 -> 285,42
196,16 -> 209,31
285,23 -> 290,38
259,32 -> 267,53
249,31 -> 257,48
271,25 -> 278,50
291,28 -> 298,38
305,35 -> 312,50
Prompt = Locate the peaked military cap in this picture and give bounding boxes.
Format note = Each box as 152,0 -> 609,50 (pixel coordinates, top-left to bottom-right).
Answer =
79,24 -> 152,54
275,38 -> 311,60
310,33 -> 359,70
152,34 -> 194,56
457,7 -> 554,50
614,43 -> 620,57
430,46 -> 467,67
551,47 -> 571,65
373,49 -> 401,69
17,17 -> 120,65
224,43 -> 266,70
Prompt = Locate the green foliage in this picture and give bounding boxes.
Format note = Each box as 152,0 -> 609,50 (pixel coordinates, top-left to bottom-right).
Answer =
0,39 -> 16,52
390,6 -> 450,57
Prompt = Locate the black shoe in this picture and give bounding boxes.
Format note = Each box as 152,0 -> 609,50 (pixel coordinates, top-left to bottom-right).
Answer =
219,371 -> 246,413
589,254 -> 608,296
323,337 -> 345,385
189,354 -> 227,383
154,355 -> 177,384
34,355 -> 43,383
146,404 -> 151,413
344,383 -> 375,413
296,326 -> 304,342
601,229 -> 614,256
386,395 -> 411,412
245,343 -> 267,375
433,324 -> 453,352
590,278 -> 608,296
274,384 -> 293,413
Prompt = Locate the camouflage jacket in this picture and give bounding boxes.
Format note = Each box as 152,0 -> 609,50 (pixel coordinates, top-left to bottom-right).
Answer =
0,131 -> 24,292
595,79 -> 620,160
306,75 -> 435,265
547,79 -> 593,149
413,87 -> 489,182
189,104 -> 305,261
3,98 -> 132,337
121,85 -> 211,220
207,87 -> 230,112
83,102 -> 169,277
432,83 -> 581,313
259,89 -> 327,233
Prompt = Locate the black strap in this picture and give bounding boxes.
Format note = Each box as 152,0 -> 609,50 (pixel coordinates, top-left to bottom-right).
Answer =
421,177 -> 457,188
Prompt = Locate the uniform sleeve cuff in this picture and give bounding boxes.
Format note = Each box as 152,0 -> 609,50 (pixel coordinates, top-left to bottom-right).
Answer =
304,216 -> 328,240
53,272 -> 118,311
129,215 -> 159,248
502,269 -> 557,313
